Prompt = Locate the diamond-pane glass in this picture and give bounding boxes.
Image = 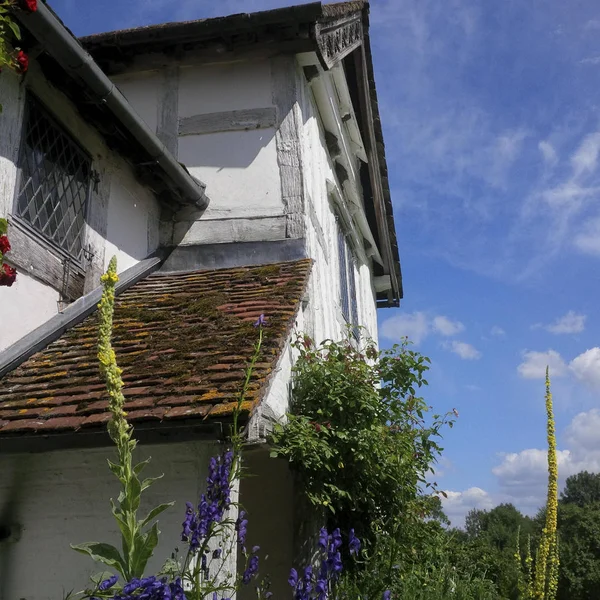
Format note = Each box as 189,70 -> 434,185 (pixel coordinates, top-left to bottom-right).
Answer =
337,227 -> 350,324
15,96 -> 91,262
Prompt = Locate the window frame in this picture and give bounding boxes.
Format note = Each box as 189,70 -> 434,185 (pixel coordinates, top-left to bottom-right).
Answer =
336,219 -> 360,339
12,93 -> 93,271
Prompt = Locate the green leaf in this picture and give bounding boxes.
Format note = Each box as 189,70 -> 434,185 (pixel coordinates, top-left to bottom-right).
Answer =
140,474 -> 164,492
134,457 -> 151,475
140,502 -> 175,528
129,522 -> 160,578
71,542 -> 127,578
8,19 -> 20,40
0,219 -> 7,235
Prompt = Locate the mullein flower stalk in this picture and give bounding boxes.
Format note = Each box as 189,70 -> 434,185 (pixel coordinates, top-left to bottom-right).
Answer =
532,368 -> 559,600
524,534 -> 534,600
72,257 -> 173,584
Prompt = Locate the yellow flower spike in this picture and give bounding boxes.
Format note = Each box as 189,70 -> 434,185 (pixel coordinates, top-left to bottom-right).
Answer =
532,368 -> 559,600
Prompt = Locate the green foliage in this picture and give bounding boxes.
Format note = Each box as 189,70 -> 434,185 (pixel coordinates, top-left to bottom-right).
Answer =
335,522 -> 500,600
270,335 -> 453,542
556,489 -> 600,599
560,471 -> 600,507
462,504 -> 538,599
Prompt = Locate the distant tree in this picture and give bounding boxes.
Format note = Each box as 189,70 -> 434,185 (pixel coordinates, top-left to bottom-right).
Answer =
463,504 -> 537,599
560,471 -> 600,507
556,501 -> 600,600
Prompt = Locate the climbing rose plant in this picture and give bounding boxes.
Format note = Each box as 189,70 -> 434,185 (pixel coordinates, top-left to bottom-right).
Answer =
0,218 -> 16,286
0,0 -> 35,110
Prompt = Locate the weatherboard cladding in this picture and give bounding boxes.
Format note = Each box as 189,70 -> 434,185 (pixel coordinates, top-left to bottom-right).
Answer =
0,260 -> 311,436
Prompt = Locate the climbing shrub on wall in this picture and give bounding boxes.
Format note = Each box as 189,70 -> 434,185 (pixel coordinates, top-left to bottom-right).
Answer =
270,335 -> 455,544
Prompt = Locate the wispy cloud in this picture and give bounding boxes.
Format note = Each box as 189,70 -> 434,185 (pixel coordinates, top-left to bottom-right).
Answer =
517,349 -> 567,378
432,316 -> 465,336
574,217 -> 600,255
517,346 -> 600,391
532,310 -> 587,334
380,312 -> 465,345
538,140 -> 558,166
580,56 -> 600,65
490,326 -> 506,337
443,340 -> 482,360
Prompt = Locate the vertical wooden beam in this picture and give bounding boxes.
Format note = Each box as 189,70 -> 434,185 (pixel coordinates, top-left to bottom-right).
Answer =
157,66 -> 180,159
271,56 -> 305,239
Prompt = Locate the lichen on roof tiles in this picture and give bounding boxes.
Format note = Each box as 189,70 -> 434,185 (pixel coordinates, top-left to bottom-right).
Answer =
0,259 -> 312,437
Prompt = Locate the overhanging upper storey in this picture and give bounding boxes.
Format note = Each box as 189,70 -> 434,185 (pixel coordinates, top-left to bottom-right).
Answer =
81,1 -> 403,307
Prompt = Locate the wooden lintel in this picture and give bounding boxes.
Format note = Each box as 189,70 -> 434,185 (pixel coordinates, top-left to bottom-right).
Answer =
179,107 -> 277,136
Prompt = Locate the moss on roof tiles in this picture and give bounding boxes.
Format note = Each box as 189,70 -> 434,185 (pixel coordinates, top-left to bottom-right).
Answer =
0,259 -> 311,437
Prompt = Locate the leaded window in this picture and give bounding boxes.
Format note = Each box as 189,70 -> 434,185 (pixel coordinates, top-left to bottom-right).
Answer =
337,224 -> 360,339
14,94 -> 91,263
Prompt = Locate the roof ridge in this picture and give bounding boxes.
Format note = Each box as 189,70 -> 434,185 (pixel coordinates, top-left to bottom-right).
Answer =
0,257 -> 162,379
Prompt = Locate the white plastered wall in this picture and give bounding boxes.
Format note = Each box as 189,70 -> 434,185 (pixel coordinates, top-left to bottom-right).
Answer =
0,62 -> 161,349
113,61 -> 284,246
0,440 -> 231,600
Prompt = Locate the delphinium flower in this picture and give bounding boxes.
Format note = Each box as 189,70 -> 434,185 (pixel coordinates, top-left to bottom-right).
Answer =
242,551 -> 260,585
253,314 -> 267,328
181,451 -> 234,552
235,510 -> 248,545
96,576 -> 186,600
288,527 -> 360,600
348,529 -> 361,556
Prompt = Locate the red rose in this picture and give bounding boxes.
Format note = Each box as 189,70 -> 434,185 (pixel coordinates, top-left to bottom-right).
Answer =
22,0 -> 37,10
0,235 -> 10,255
16,50 -> 28,73
0,264 -> 17,287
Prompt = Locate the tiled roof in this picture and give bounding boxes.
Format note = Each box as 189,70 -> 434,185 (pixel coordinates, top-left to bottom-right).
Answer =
0,260 -> 311,436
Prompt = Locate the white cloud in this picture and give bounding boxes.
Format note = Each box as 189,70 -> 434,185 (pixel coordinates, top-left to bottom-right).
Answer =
432,316 -> 464,336
491,326 -> 506,337
444,340 -> 481,360
380,312 -> 430,344
517,350 -> 567,378
570,348 -> 600,390
534,310 -> 587,334
446,410 -> 600,525
538,140 -> 558,165
380,312 -> 466,344
441,487 -> 495,526
492,409 -> 600,510
580,56 -> 600,66
564,408 -> 600,451
541,181 -> 599,208
574,216 -> 600,256
571,132 -> 600,178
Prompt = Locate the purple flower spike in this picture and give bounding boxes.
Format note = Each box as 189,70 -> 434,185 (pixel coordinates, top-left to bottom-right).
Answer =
382,591 -> 392,600
348,528 -> 361,556
288,568 -> 299,587
253,313 -> 267,328
242,554 -> 260,584
318,527 -> 328,550
98,575 -> 118,591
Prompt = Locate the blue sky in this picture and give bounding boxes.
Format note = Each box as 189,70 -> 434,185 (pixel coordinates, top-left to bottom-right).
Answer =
52,0 -> 600,525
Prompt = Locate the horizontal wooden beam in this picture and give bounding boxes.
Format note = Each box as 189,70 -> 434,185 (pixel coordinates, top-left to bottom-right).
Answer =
7,221 -> 85,300
179,107 -> 276,136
